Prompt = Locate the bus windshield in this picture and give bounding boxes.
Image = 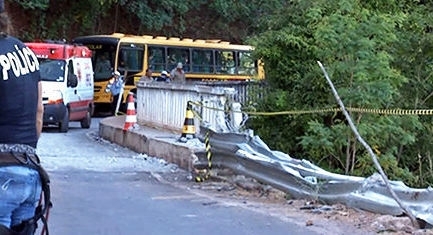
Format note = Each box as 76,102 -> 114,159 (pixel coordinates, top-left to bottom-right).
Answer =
74,43 -> 116,82
117,43 -> 144,74
39,59 -> 66,82
94,51 -> 113,81
92,49 -> 115,82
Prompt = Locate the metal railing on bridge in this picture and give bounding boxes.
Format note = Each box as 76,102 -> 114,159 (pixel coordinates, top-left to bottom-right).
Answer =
135,80 -> 267,133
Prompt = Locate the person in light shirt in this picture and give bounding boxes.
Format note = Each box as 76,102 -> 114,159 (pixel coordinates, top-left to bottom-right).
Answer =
139,68 -> 154,83
106,71 -> 124,115
170,62 -> 186,83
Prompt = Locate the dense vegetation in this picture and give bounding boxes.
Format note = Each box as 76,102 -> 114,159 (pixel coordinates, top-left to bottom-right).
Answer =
9,0 -> 433,187
7,0 -> 267,43
248,0 -> 433,187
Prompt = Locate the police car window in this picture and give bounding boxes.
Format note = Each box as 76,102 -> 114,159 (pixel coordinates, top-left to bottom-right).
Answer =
39,59 -> 65,82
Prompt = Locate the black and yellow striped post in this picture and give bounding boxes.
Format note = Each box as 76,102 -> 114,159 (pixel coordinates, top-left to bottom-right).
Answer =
205,131 -> 212,170
194,169 -> 209,182
179,101 -> 196,143
195,130 -> 212,182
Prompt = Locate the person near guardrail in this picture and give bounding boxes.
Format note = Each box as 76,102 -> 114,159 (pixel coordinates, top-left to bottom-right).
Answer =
155,70 -> 170,82
170,62 -> 186,83
139,68 -> 153,83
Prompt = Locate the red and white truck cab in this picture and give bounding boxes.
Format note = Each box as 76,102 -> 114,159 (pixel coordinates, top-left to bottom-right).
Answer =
25,42 -> 94,132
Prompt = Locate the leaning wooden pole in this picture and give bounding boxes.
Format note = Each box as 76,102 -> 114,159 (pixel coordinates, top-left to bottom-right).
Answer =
317,61 -> 419,228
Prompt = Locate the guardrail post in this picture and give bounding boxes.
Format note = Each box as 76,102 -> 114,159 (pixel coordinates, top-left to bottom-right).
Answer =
179,101 -> 196,142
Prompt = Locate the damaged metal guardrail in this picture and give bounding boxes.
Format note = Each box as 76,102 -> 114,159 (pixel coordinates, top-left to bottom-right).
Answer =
133,62 -> 433,228
189,61 -> 433,229
194,125 -> 433,228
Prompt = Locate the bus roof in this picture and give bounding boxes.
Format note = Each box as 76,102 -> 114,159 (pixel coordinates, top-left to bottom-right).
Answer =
73,33 -> 254,51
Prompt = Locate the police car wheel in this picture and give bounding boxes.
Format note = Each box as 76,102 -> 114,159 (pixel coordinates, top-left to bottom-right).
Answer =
80,109 -> 91,129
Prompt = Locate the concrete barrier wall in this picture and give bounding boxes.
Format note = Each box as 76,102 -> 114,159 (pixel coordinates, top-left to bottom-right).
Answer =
99,116 -> 201,170
135,81 -> 236,133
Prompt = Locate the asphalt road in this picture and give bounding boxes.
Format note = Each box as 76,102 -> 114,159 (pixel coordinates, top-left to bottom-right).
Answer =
46,170 -> 318,235
34,117 -> 321,235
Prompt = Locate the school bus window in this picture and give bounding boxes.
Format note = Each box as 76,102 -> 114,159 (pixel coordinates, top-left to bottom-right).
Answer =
218,51 -> 235,74
238,52 -> 256,75
94,51 -> 113,80
118,45 -> 144,73
191,49 -> 213,73
215,50 -> 224,73
167,47 -> 189,71
148,46 -> 165,72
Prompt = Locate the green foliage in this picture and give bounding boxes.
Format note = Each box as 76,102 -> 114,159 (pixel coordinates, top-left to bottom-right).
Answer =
12,0 -> 113,40
299,115 -> 420,175
8,0 -> 286,43
385,1 -> 433,186
125,0 -> 197,34
12,0 -> 49,10
354,153 -> 417,186
248,0 -> 433,187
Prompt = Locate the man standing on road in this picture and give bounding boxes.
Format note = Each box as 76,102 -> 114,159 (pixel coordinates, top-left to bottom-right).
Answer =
106,71 -> 124,115
0,1 -> 50,234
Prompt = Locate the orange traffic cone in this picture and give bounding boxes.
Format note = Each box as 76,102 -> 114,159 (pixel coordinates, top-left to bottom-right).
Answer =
123,92 -> 137,131
179,101 -> 196,142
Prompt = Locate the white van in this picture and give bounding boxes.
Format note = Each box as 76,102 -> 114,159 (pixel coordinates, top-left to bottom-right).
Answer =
26,42 -> 94,132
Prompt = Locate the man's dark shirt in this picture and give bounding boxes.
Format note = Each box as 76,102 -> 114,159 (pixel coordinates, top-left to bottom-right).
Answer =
0,35 -> 40,148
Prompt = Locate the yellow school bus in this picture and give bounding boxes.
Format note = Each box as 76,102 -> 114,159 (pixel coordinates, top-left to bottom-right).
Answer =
72,33 -> 265,112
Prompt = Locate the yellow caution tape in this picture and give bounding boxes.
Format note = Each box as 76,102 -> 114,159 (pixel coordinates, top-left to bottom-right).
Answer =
345,108 -> 433,115
189,101 -> 433,116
